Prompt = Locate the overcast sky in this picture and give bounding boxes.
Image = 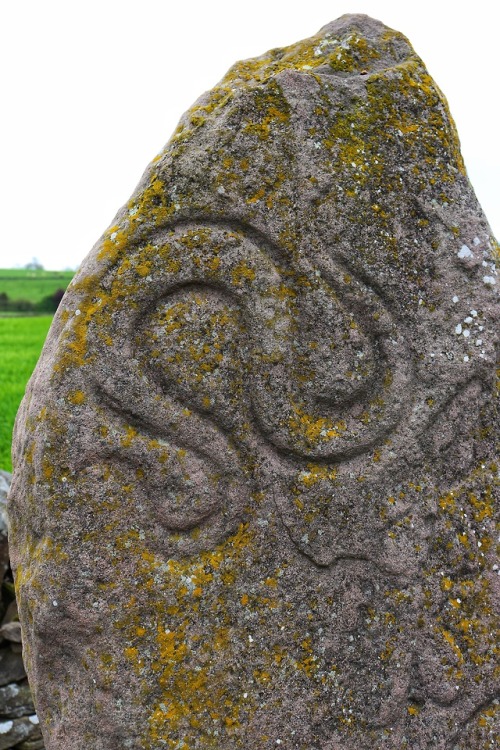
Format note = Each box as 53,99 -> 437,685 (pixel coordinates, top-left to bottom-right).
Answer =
1,0 -> 498,270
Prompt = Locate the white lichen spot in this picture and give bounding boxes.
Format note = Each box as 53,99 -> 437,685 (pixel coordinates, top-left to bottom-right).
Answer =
463,355 -> 469,362
470,309 -> 478,317
0,721 -> 13,734
476,339 -> 483,346
483,276 -> 496,286
75,309 -> 81,317
458,245 -> 473,259
452,295 -> 459,304
464,316 -> 473,324
473,237 -> 481,246
52,600 -> 58,607
29,715 -> 39,725
455,323 -> 462,334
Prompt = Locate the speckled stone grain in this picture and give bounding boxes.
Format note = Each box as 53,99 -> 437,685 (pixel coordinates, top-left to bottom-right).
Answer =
8,13 -> 499,750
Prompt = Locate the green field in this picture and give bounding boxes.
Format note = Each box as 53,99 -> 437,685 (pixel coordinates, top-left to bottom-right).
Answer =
0,268 -> 74,306
0,316 -> 53,471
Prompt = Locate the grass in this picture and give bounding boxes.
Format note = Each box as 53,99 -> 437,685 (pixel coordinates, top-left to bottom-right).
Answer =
0,268 -> 73,471
0,316 -> 53,471
0,268 -> 74,305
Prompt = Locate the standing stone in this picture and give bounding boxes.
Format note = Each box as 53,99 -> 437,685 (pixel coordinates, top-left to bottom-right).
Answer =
8,14 -> 499,750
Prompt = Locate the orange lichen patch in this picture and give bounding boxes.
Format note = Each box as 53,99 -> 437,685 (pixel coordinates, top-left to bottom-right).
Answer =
476,701 -> 499,729
243,96 -> 290,141
467,489 -> 494,522
441,629 -> 464,664
297,463 -> 338,487
246,186 -> 266,204
231,261 -> 256,285
264,577 -> 277,588
294,636 -> 318,677
438,492 -> 457,513
42,458 -> 54,481
288,400 -> 347,445
67,389 -> 86,405
120,426 -> 138,448
136,260 -> 153,277
129,523 -> 255,747
177,228 -> 213,250
126,177 -> 178,231
156,627 -> 188,665
53,278 -> 105,371
14,536 -> 69,593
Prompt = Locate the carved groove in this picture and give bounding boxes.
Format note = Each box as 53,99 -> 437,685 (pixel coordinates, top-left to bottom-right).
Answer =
89,220 -> 414,464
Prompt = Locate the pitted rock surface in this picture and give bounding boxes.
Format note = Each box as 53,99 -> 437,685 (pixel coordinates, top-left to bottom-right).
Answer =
8,14 -> 499,750
0,471 -> 43,750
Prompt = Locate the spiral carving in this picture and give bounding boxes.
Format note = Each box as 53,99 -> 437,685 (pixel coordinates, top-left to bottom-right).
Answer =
91,222 -> 412,462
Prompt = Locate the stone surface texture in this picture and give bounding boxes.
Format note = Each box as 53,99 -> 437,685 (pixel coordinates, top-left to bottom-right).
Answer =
0,471 -> 43,750
8,14 -> 499,750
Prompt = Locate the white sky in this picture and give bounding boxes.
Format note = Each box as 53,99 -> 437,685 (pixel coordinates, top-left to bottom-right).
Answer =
1,1 -> 498,270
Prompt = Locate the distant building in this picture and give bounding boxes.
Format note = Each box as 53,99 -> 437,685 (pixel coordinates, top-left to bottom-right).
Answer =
25,258 -> 44,271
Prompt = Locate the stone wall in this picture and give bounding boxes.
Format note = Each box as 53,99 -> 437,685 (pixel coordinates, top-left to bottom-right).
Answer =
0,472 -> 43,750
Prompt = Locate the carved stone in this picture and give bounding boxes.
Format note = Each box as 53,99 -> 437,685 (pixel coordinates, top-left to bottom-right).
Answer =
8,14 -> 499,750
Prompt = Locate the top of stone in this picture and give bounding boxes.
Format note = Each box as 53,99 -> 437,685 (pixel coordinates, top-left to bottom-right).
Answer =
219,14 -> 414,88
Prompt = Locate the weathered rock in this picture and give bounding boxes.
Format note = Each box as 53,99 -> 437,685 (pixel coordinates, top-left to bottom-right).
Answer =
8,14 -> 499,750
14,737 -> 44,750
0,474 -> 42,750
0,651 -> 25,688
0,623 -> 21,645
0,682 -> 35,719
1,601 -> 19,629
0,715 -> 39,750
